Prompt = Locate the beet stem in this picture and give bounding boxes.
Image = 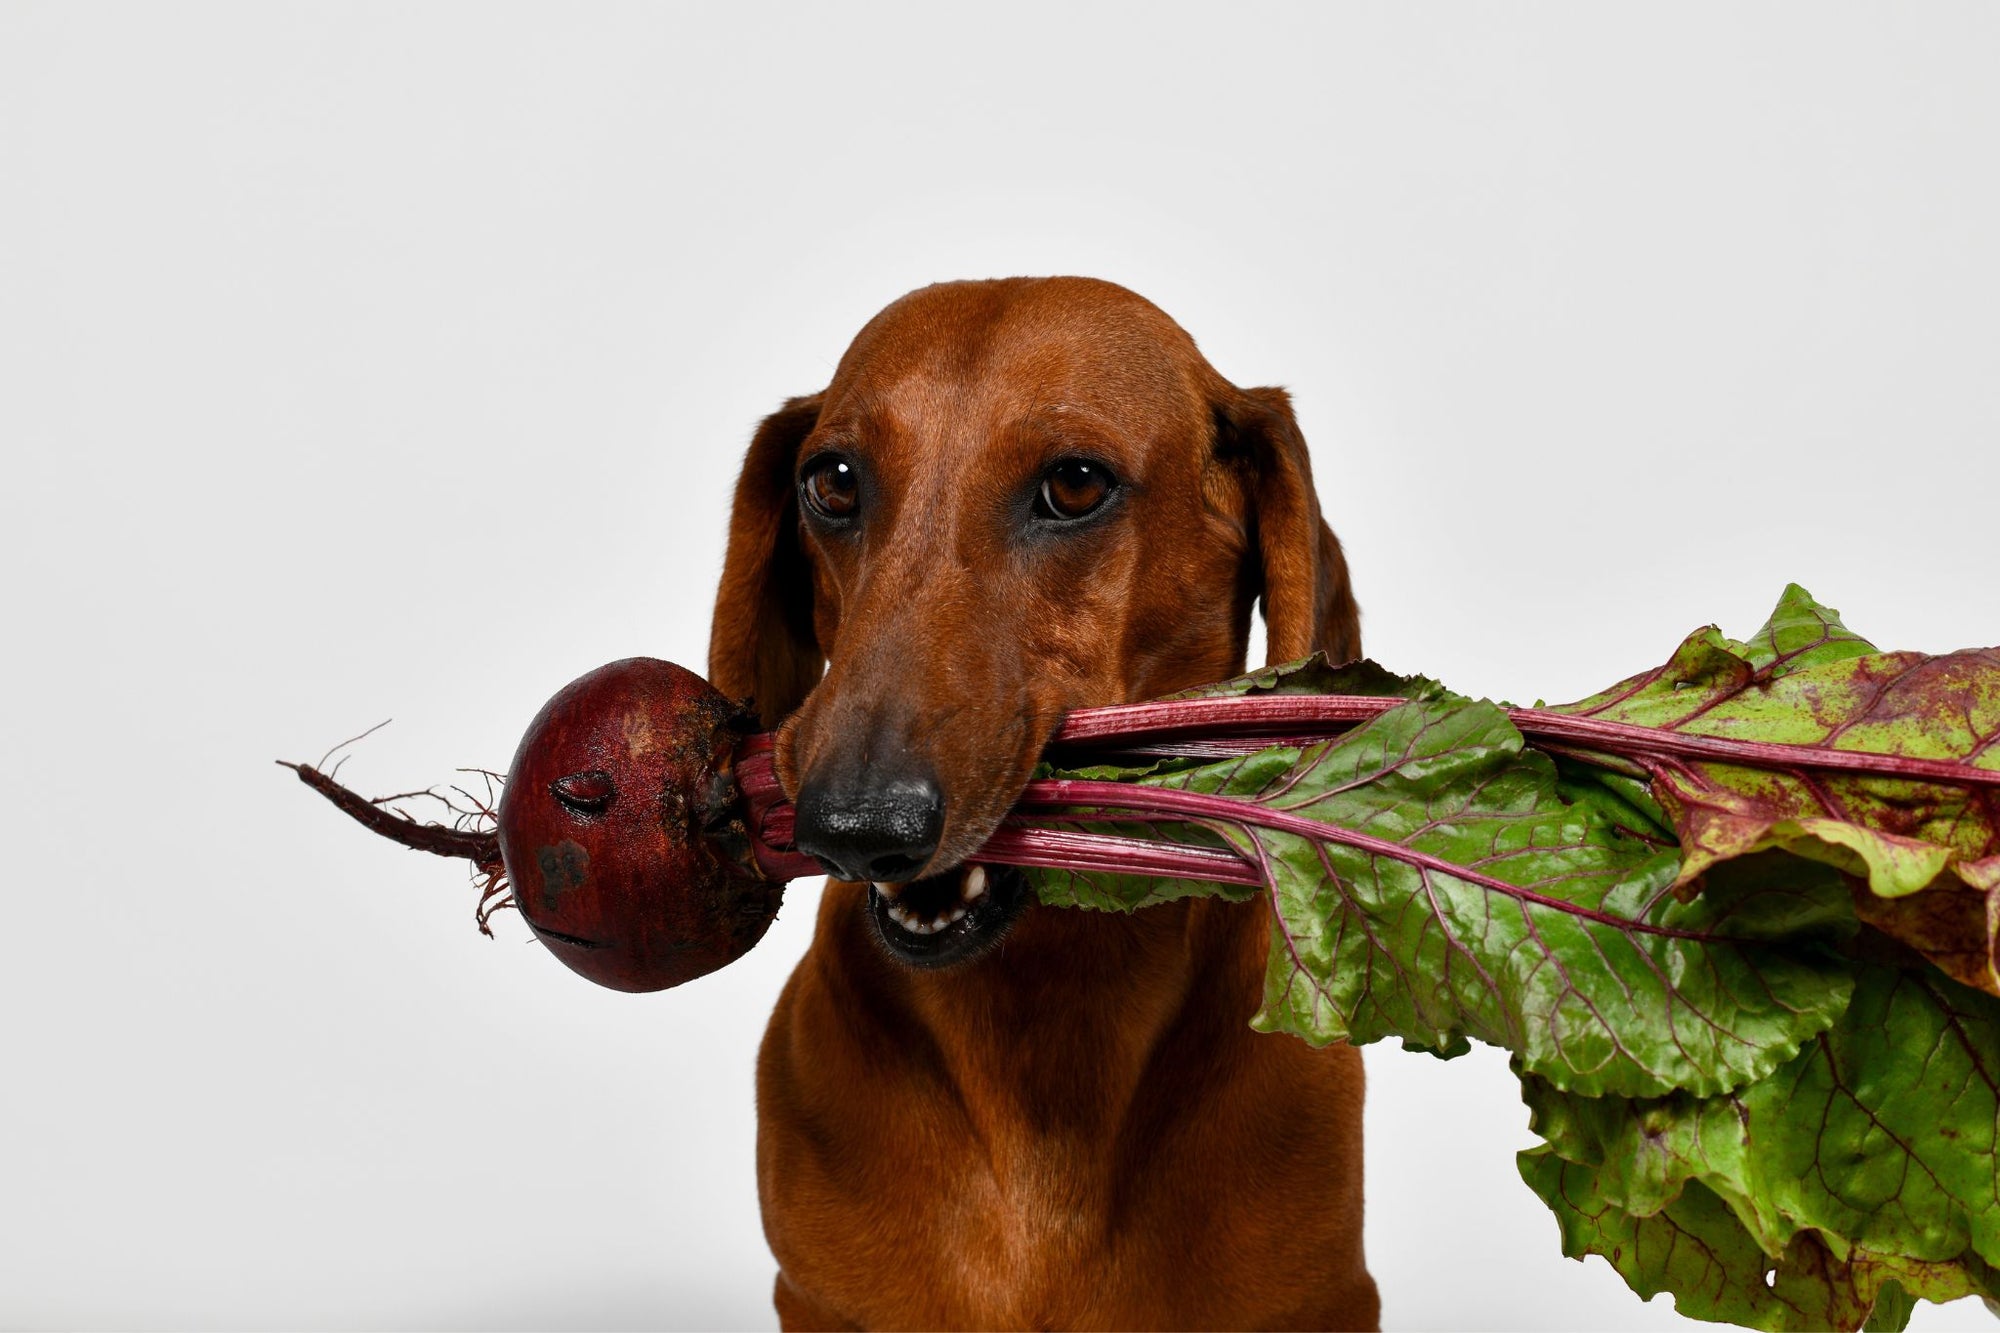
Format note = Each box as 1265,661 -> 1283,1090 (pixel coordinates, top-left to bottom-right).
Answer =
1051,696 -> 2000,788
1016,777 -> 1722,939
974,823 -> 1263,885
732,694 -> 2000,906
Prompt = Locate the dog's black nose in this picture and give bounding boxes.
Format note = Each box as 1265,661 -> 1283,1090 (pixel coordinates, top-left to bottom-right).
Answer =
792,776 -> 945,883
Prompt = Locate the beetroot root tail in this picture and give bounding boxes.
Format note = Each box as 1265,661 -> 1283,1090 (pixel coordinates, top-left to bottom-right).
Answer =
279,760 -> 503,867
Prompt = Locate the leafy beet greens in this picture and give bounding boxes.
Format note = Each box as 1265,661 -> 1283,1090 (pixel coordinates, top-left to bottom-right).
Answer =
1024,586 -> 2000,1332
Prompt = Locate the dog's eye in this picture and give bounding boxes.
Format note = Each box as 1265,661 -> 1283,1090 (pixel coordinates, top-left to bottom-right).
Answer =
800,456 -> 859,521
1037,460 -> 1114,520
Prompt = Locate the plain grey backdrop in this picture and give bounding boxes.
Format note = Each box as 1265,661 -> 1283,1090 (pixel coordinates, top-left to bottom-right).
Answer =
4,4 -> 1996,1329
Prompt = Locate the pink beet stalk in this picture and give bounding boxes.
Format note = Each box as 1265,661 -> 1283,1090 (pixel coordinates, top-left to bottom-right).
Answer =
734,694 -> 2000,893
1049,696 -> 2000,788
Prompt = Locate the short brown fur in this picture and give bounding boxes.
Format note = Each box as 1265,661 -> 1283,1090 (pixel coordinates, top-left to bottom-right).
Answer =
710,277 -> 1376,1330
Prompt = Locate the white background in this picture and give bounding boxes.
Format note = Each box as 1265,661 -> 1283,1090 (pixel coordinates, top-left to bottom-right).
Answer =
4,4 -> 1996,1329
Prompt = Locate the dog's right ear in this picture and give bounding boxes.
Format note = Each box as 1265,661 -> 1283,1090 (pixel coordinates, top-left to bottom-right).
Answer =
708,394 -> 826,727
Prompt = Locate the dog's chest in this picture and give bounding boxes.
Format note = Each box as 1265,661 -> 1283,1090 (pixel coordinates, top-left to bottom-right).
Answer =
798,1121 -> 1188,1328
768,1036 -> 1233,1327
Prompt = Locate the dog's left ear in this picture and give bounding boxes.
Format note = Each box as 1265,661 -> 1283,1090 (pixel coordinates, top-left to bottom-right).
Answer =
708,393 -> 826,727
1214,384 -> 1362,666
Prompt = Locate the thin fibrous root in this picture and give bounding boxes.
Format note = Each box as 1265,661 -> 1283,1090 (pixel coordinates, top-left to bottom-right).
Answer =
475,879 -> 517,938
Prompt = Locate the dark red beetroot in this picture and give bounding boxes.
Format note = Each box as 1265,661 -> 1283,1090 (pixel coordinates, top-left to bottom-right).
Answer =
286,659 -> 783,993
497,658 -> 781,991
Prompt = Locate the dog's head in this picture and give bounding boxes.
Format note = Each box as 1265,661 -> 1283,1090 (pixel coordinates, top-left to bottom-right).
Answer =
709,277 -> 1358,965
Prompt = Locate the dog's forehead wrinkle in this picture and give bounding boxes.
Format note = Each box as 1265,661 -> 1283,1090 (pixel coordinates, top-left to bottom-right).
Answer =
823,380 -> 1026,484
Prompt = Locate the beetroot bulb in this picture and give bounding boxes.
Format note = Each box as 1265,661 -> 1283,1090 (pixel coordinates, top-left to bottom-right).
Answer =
285,658 -> 783,993
494,657 -> 788,990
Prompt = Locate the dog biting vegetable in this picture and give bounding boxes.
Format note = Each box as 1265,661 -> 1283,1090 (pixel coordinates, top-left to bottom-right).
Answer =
287,586 -> 2000,1331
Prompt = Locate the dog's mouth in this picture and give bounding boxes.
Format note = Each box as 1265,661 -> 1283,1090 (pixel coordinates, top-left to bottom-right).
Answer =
865,863 -> 1030,968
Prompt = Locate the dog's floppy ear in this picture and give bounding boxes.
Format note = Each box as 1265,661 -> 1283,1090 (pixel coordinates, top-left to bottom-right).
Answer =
1215,385 -> 1362,666
708,394 -> 826,727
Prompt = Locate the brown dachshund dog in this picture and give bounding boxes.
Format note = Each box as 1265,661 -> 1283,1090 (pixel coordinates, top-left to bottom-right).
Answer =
708,277 -> 1377,1331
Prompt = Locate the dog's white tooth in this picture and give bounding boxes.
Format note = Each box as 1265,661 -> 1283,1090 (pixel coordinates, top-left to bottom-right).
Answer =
873,881 -> 903,900
887,903 -> 916,930
946,906 -> 968,924
961,866 -> 987,903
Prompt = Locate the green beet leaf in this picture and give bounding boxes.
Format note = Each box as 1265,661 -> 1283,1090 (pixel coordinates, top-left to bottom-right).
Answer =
1548,584 -> 2000,995
1521,957 -> 2000,1280
1520,1151 -> 2000,1332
